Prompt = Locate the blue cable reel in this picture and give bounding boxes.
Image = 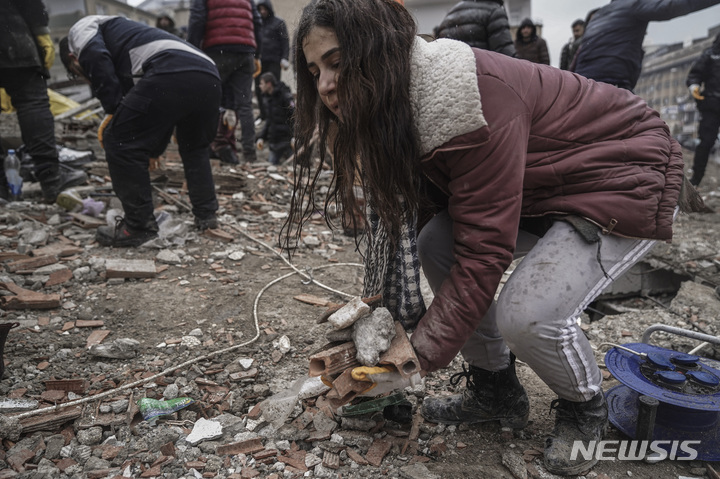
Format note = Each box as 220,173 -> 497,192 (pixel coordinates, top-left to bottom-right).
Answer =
604,342 -> 720,461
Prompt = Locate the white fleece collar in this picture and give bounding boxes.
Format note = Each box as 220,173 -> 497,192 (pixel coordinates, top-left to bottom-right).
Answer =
409,37 -> 487,156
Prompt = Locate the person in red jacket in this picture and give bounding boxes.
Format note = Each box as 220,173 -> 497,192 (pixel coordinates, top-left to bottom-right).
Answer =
285,0 -> 703,475
188,0 -> 262,165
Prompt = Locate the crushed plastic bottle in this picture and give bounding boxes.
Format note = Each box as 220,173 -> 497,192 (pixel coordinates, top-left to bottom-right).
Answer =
4,149 -> 23,201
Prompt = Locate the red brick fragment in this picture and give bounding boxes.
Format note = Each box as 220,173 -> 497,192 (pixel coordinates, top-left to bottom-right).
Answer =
365,439 -> 392,467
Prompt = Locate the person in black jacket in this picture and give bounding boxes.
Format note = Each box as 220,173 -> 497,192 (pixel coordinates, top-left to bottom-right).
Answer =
254,0 -> 290,122
256,72 -> 294,165
0,0 -> 87,202
574,0 -> 720,91
514,17 -> 550,65
60,16 -> 221,247
435,0 -> 515,57
559,19 -> 584,71
687,32 -> 720,187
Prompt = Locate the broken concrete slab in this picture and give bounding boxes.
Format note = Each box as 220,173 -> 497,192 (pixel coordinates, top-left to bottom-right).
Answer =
104,259 -> 157,279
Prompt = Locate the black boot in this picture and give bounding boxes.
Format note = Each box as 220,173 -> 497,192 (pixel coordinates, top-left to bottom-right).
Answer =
96,217 -> 158,247
544,392 -> 608,476
36,165 -> 88,203
421,354 -> 529,429
216,146 -> 239,165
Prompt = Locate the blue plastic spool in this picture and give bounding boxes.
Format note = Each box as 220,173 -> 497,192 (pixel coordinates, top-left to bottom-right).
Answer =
604,343 -> 720,461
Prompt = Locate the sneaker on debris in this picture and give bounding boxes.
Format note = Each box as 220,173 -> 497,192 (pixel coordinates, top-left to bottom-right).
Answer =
195,215 -> 218,231
544,392 -> 609,476
88,338 -> 140,359
96,217 -> 158,247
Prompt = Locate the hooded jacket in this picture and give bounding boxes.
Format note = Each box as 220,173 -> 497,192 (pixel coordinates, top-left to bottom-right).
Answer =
513,18 -> 549,65
0,0 -> 48,71
256,0 -> 289,64
436,0 -> 515,57
67,16 -> 218,114
406,38 -> 683,372
574,0 -> 720,90
258,80 -> 294,144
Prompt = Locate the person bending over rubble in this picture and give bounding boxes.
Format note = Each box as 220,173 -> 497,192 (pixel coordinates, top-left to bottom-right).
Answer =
283,0 -> 704,475
59,16 -> 221,247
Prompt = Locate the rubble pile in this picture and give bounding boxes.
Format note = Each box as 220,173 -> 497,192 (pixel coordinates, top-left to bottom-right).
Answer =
1,146 -> 720,478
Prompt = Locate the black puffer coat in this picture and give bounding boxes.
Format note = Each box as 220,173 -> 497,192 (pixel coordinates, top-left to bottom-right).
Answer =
0,0 -> 48,71
436,0 -> 515,56
256,0 -> 289,63
574,0 -> 720,90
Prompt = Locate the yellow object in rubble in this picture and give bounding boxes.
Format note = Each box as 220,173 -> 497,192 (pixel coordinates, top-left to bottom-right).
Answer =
351,365 -> 396,382
1,88 -> 92,117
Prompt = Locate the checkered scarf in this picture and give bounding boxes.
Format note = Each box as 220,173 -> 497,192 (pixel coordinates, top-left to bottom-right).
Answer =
361,197 -> 426,330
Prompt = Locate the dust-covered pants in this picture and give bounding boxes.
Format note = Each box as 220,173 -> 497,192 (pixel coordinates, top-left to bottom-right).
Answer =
102,71 -> 220,231
417,211 -> 658,402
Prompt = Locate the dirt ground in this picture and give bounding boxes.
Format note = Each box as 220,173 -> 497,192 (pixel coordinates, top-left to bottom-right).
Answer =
1,144 -> 720,479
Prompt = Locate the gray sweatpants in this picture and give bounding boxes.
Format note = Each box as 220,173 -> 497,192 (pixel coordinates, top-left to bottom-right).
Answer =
417,211 -> 658,402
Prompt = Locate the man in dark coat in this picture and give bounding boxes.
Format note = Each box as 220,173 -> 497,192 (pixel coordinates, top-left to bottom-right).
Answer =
574,0 -> 720,91
514,17 -> 549,65
254,0 -> 290,121
60,16 -> 221,247
435,0 -> 515,57
0,0 -> 86,202
256,72 -> 294,165
188,0 -> 262,164
559,18 -> 584,70
687,32 -> 720,186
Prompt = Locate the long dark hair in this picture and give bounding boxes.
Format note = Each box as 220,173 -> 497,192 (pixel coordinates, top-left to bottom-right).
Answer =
282,0 -> 420,251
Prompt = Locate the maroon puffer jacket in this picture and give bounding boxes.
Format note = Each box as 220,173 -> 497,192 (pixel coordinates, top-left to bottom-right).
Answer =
410,47 -> 684,372
203,0 -> 256,49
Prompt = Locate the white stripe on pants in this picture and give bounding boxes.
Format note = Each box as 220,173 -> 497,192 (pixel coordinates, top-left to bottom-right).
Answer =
417,211 -> 657,402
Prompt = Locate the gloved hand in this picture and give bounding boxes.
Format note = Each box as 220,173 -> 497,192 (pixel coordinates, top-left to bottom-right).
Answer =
253,59 -> 262,78
281,58 -> 290,70
256,138 -> 265,150
97,114 -> 113,149
689,84 -> 705,101
36,34 -> 55,69
222,109 -> 237,128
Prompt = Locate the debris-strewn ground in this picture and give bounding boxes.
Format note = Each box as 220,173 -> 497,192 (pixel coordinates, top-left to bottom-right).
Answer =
1,142 -> 720,479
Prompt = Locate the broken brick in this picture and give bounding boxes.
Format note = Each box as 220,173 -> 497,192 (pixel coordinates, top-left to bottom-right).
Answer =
365,439 -> 392,467
216,438 -> 264,456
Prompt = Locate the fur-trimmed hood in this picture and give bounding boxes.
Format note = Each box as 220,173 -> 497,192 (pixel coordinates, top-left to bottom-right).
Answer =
409,37 -> 487,156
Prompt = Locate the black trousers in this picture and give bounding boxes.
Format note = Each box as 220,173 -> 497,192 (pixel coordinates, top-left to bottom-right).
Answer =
0,67 -> 58,173
102,71 -> 221,230
691,102 -> 720,186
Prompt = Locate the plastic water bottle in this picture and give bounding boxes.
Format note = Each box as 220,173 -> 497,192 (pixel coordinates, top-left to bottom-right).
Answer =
4,149 -> 22,201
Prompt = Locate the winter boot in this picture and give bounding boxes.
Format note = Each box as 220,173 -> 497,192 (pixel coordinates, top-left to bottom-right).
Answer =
96,217 -> 158,247
0,322 -> 19,379
421,354 -> 529,429
216,146 -> 239,165
544,392 -> 609,476
194,214 -> 218,231
37,165 -> 88,203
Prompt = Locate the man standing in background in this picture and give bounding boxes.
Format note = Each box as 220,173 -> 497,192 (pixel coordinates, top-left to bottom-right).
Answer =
254,0 -> 290,123
435,0 -> 516,57
559,18 -> 584,70
0,0 -> 87,202
687,32 -> 720,187
188,0 -> 262,165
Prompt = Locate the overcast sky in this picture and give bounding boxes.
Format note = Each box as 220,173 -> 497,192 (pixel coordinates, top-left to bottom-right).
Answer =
127,0 -> 720,68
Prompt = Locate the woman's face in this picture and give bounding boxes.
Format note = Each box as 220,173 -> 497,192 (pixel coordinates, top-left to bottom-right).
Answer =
303,26 -> 342,120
